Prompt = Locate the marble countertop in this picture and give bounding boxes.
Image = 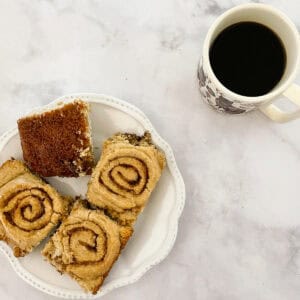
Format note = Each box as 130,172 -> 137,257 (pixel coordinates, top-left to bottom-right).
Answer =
1,0 -> 300,299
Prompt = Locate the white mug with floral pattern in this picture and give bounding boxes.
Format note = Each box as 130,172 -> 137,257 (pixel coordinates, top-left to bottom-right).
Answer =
198,3 -> 300,122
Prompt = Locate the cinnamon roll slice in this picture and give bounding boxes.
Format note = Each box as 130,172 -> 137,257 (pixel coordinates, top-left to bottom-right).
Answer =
87,132 -> 166,226
42,200 -> 133,294
0,160 -> 70,257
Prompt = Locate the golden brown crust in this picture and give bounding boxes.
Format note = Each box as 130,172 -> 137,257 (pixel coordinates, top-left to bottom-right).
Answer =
87,131 -> 166,226
0,220 -> 26,257
42,200 -> 133,294
0,159 -> 28,188
17,100 -> 94,177
119,226 -> 133,249
0,159 -> 70,256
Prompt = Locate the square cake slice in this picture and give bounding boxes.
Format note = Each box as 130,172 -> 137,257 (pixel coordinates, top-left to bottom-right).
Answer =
18,100 -> 94,177
42,200 -> 133,294
87,131 -> 166,226
0,159 -> 70,257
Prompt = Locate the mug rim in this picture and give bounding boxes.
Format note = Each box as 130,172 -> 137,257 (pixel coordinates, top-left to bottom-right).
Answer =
202,3 -> 300,104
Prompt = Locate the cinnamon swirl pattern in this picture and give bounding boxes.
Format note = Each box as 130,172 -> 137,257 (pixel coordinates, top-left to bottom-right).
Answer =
87,132 -> 166,225
0,160 -> 70,257
42,200 -> 133,294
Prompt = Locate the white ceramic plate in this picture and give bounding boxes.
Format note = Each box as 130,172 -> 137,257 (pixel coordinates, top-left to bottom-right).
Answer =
0,94 -> 185,299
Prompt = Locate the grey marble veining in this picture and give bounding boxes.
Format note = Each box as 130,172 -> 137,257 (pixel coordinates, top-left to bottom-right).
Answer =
1,0 -> 300,299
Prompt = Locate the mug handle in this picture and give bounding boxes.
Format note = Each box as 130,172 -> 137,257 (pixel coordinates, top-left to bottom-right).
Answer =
259,84 -> 300,122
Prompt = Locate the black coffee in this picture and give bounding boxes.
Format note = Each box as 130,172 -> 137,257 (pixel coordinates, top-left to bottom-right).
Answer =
209,22 -> 286,97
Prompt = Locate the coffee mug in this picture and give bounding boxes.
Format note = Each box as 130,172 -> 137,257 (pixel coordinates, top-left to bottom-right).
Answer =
198,3 -> 300,122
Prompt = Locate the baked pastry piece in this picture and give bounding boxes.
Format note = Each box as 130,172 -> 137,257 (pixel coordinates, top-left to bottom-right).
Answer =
0,160 -> 70,257
42,200 -> 133,294
87,132 -> 166,226
17,100 -> 94,177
